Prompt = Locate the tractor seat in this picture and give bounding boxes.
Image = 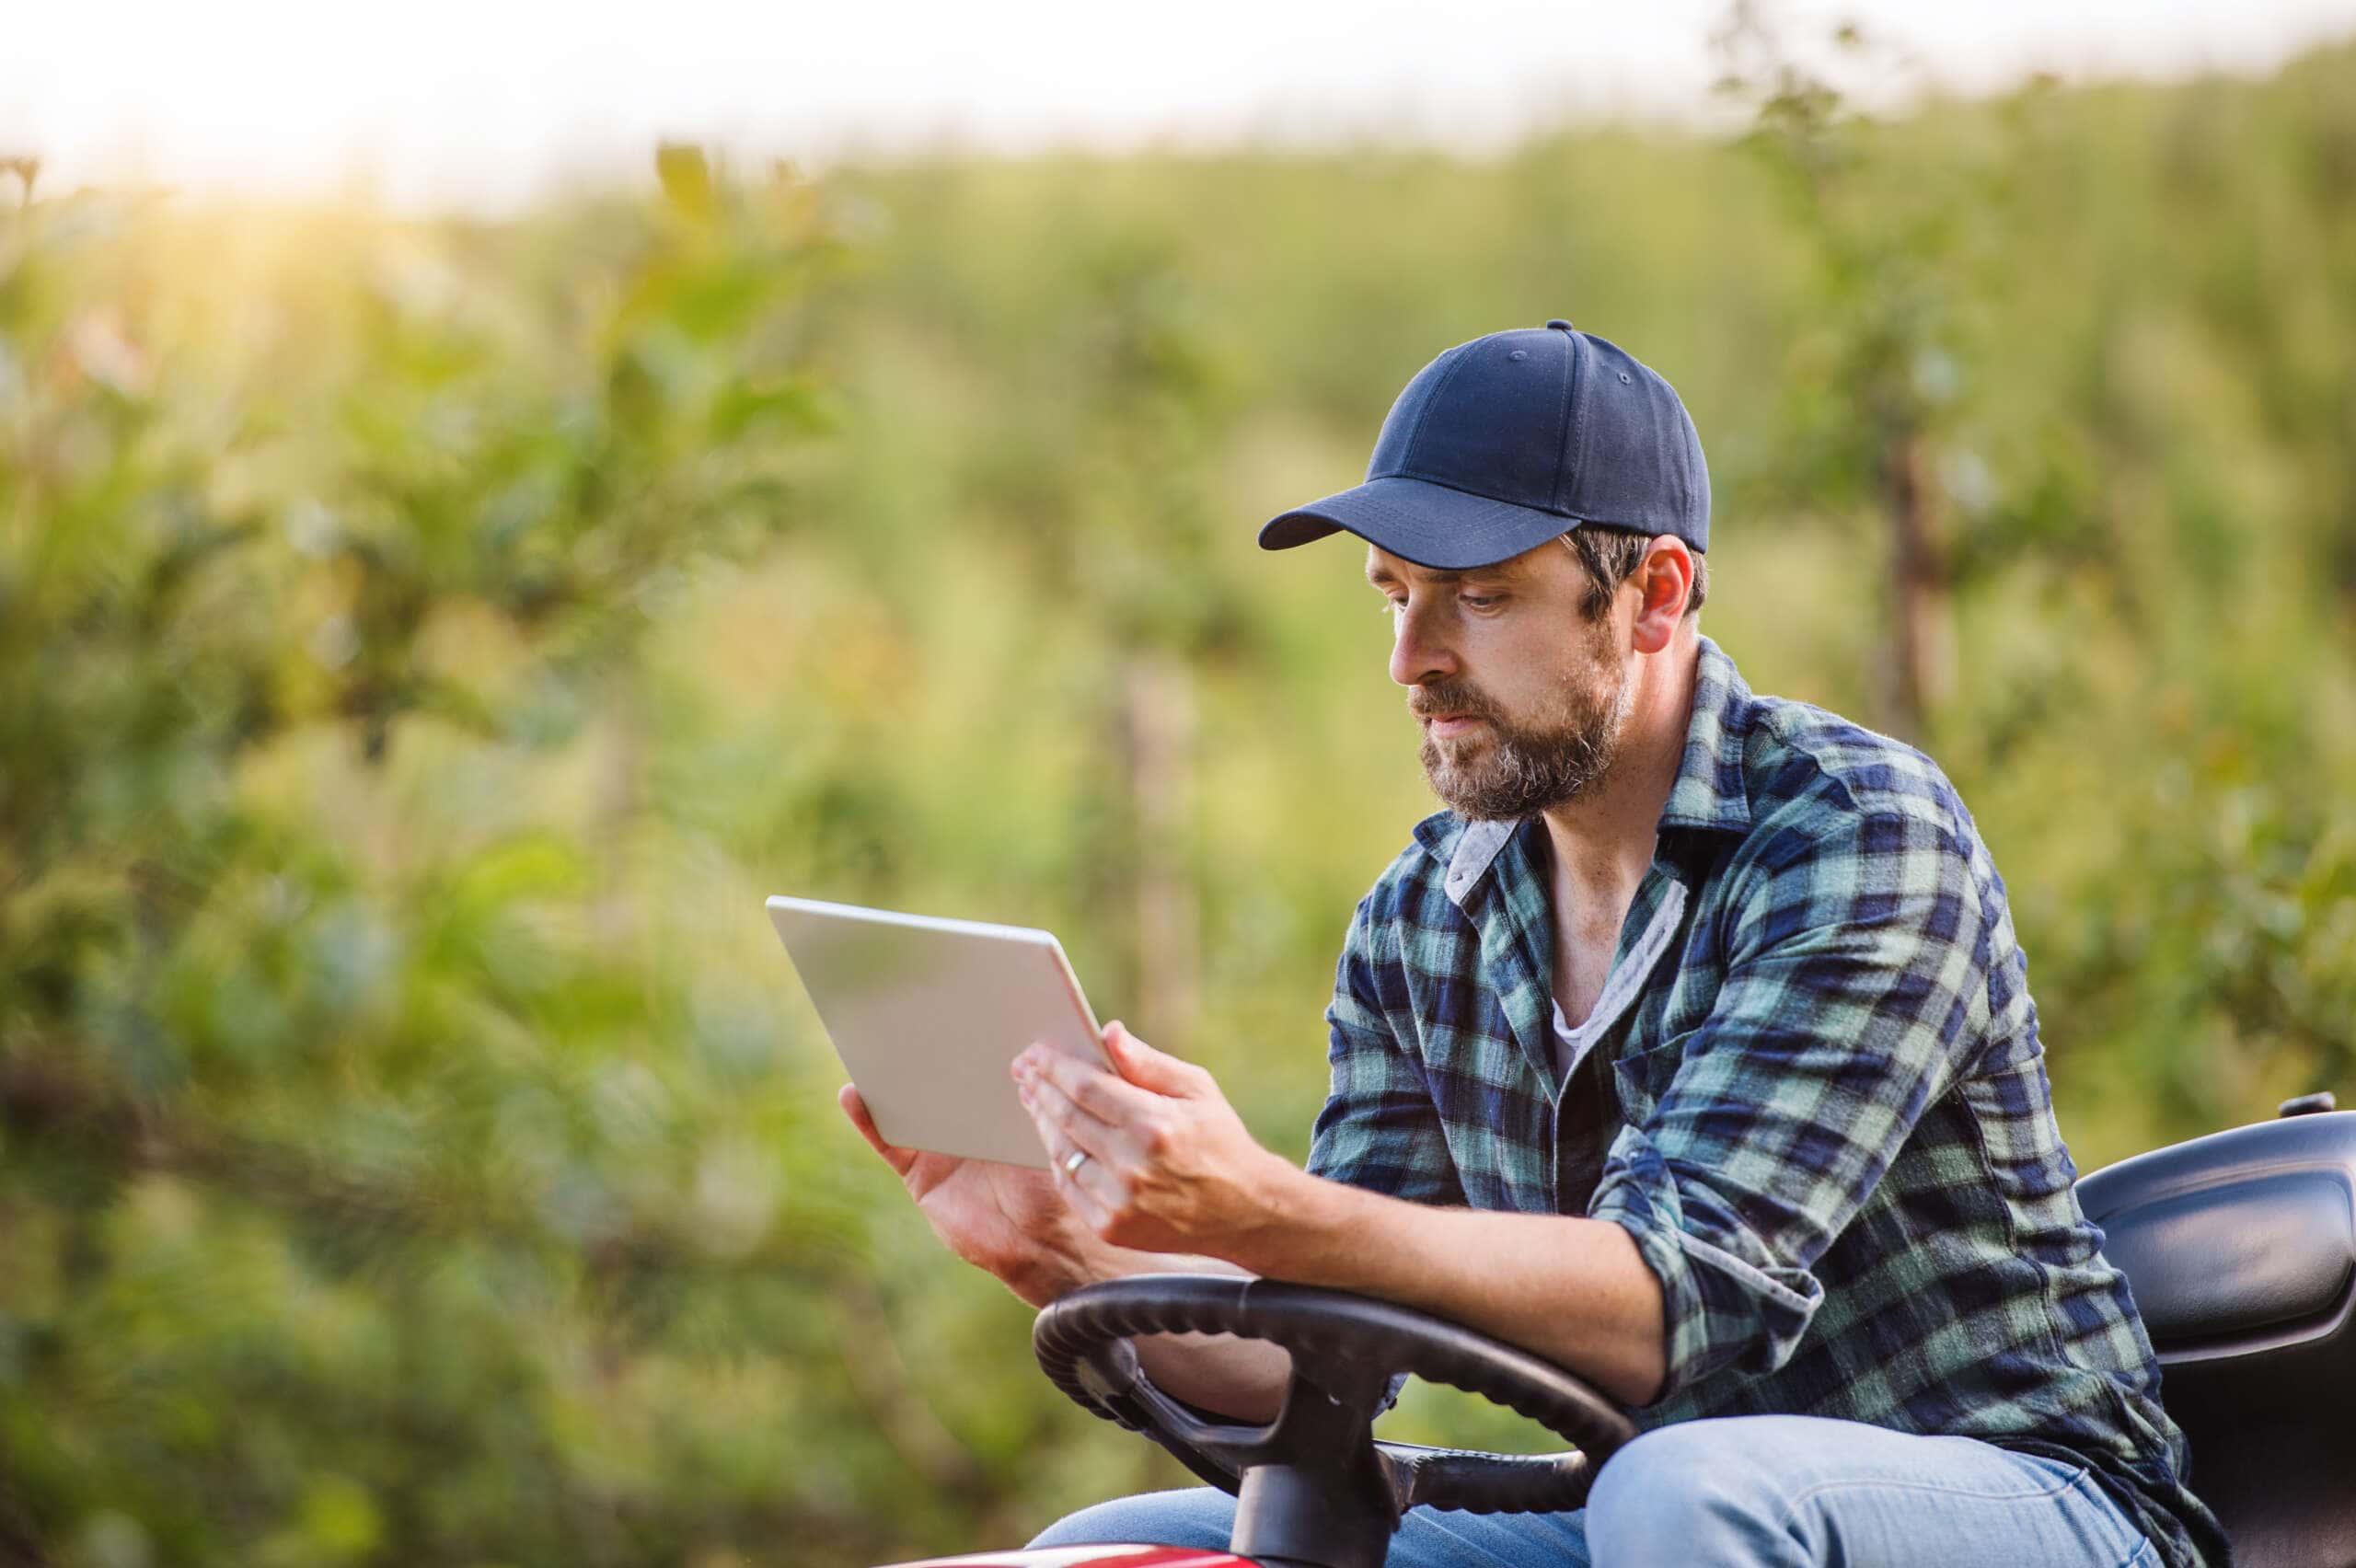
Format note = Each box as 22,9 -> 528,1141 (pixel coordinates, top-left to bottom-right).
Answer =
2076,1101 -> 2356,1568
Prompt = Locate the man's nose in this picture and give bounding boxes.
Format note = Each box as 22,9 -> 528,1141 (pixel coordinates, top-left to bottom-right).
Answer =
1389,602 -> 1460,688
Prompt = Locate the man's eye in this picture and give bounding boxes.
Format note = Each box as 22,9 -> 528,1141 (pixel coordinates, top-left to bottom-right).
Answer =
1461,594 -> 1501,610
1378,597 -> 1405,615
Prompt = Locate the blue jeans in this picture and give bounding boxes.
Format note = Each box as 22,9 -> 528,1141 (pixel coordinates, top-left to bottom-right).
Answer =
1028,1415 -> 2154,1566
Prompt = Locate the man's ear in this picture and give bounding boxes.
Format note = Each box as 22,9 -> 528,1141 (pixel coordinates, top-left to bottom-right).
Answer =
1628,537 -> 1695,654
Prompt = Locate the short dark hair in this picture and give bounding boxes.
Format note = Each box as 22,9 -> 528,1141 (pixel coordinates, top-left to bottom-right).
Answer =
1561,528 -> 1708,622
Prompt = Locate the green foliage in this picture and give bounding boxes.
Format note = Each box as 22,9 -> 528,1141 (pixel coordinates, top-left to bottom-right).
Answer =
0,164 -> 929,1567
4,37 -> 2355,1567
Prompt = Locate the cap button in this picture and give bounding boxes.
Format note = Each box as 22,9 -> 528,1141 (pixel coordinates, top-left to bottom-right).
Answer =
1544,318 -> 1574,331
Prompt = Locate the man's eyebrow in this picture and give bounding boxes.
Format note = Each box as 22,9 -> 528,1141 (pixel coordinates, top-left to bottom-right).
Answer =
1363,560 -> 1524,588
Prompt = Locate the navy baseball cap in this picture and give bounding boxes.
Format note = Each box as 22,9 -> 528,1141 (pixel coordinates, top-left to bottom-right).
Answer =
1259,320 -> 1709,570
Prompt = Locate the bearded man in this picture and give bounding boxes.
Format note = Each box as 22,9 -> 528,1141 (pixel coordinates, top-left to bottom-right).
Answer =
842,321 -> 2224,1567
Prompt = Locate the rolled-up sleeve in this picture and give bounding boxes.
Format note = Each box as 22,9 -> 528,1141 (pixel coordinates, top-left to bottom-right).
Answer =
1306,894 -> 1468,1209
1589,808 -> 1990,1401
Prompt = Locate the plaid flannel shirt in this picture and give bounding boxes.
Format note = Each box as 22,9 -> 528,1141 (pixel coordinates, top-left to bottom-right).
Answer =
1308,637 -> 2226,1568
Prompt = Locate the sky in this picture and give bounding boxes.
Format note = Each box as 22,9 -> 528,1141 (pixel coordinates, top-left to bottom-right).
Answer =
7,0 -> 2354,211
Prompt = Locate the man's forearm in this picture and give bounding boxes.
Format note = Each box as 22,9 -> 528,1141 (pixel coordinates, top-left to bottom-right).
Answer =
1221,1162 -> 1669,1407
1054,1241 -> 1289,1423
1008,1032 -> 1667,1411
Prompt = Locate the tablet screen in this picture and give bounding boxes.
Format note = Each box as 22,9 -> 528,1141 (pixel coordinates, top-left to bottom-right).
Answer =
768,895 -> 1108,1168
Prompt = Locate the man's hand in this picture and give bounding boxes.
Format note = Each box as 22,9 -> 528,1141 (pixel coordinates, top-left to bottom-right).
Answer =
843,1054 -> 1295,1421
1013,1022 -> 1292,1261
859,1022 -> 1663,1412
837,1084 -> 1101,1308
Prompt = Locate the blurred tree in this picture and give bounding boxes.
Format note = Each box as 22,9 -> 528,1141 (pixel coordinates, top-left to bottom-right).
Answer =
1710,2 -> 2009,736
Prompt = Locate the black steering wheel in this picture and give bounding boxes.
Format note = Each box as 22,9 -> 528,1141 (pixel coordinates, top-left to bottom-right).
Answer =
1034,1274 -> 1637,1568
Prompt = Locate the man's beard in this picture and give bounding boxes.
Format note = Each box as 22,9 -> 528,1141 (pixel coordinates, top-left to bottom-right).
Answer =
1413,651 -> 1633,822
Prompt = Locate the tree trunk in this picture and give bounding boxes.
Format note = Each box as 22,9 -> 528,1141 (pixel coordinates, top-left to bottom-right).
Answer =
1885,430 -> 1954,738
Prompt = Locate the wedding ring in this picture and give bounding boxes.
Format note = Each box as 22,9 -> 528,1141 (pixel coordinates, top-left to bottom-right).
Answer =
1062,1148 -> 1091,1177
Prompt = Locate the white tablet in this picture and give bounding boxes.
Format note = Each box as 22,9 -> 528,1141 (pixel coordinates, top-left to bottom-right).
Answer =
767,894 -> 1110,1168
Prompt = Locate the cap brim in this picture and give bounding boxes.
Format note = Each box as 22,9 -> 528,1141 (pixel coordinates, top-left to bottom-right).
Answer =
1258,475 -> 1579,571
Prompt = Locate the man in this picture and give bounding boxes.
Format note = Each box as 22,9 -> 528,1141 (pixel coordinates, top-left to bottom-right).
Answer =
841,321 -> 2226,1567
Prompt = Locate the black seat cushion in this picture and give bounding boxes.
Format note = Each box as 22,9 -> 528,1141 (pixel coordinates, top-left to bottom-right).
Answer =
2096,1170 -> 2355,1345
2078,1110 -> 2356,1568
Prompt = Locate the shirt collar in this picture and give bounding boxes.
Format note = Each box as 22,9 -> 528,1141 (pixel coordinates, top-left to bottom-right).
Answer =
1412,635 -> 1755,910
1658,634 -> 1754,836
